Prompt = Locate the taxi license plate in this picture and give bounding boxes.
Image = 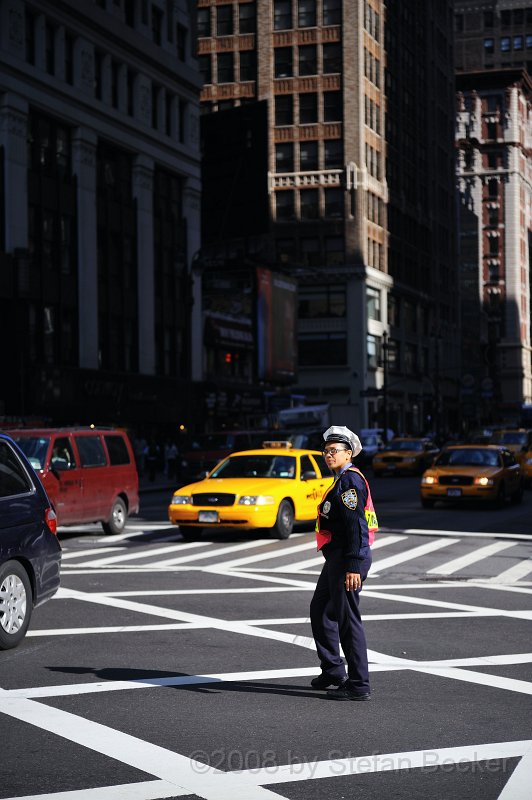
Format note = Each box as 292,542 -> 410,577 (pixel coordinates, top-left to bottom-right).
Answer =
446,488 -> 462,497
198,511 -> 219,523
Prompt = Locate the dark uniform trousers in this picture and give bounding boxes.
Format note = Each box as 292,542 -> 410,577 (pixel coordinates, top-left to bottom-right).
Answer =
310,547 -> 372,693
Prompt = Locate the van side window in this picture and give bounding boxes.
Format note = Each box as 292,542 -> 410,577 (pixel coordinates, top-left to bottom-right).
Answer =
0,441 -> 33,497
105,435 -> 131,465
75,436 -> 106,468
51,437 -> 77,470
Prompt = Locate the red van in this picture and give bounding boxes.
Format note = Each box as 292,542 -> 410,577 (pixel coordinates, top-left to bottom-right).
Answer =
9,428 -> 139,534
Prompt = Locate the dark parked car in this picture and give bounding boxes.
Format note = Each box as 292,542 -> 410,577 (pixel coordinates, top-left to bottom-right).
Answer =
0,433 -> 62,650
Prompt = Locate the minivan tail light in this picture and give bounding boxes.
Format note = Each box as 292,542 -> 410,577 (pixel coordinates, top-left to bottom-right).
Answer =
45,508 -> 58,535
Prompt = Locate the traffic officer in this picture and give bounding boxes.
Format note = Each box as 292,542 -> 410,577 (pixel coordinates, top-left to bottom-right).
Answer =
310,425 -> 377,701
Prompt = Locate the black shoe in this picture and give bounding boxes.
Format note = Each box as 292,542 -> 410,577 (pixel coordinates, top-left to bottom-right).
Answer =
310,673 -> 347,690
327,686 -> 371,701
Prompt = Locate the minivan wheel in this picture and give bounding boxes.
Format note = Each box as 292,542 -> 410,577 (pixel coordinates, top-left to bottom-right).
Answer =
0,561 -> 33,650
102,497 -> 127,535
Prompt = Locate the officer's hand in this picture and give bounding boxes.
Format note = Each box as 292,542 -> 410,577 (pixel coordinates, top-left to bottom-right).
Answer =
345,572 -> 362,592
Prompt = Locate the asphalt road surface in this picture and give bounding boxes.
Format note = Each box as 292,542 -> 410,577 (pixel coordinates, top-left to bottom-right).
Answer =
1,476 -> 532,800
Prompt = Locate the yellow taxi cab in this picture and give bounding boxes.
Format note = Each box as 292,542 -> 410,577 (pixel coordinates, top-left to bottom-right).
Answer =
372,437 -> 439,477
168,442 -> 333,540
490,429 -> 532,484
420,444 -> 523,508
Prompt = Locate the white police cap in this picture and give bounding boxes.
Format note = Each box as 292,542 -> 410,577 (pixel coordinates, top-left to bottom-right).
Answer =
323,426 -> 362,458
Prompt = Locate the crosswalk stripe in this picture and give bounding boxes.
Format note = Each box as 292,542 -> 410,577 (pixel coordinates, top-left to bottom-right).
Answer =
77,541 -> 210,567
61,547 -> 126,561
370,538 -> 459,573
427,541 -> 516,576
153,538 -> 274,567
493,559 -> 532,583
211,540 -> 315,570
274,534 -> 407,573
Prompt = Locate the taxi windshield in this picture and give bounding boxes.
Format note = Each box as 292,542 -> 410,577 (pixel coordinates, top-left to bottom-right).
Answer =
13,436 -> 50,470
385,440 -> 423,451
436,448 -> 500,467
493,432 -> 527,445
211,454 -> 297,479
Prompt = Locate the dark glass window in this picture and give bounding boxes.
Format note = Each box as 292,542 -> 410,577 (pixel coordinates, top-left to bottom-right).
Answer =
75,436 -> 107,467
300,188 -> 320,219
275,94 -> 293,125
324,139 -> 343,168
177,24 -> 187,60
111,60 -> 119,108
0,442 -> 32,497
527,34 -> 532,49
239,3 -> 256,33
323,0 -> 341,25
300,140 -> 319,170
45,22 -> 55,75
276,190 -> 295,220
324,187 -> 343,218
299,333 -> 347,365
299,45 -> 317,76
514,35 -> 523,50
239,50 -> 256,81
152,6 -> 163,44
501,37 -> 511,52
298,0 -> 316,28
275,143 -> 294,172
64,33 -> 74,85
323,91 -> 342,121
299,92 -> 318,123
199,55 -> 212,84
25,9 -> 35,65
217,52 -> 234,83
500,10 -> 511,26
124,0 -> 135,26
300,285 -> 347,320
275,47 -> 293,78
217,5 -> 233,36
483,11 -> 494,28
274,0 -> 292,30
513,9 -> 524,24
323,42 -> 342,73
197,8 -> 211,37
484,38 -> 494,54
104,435 -> 131,465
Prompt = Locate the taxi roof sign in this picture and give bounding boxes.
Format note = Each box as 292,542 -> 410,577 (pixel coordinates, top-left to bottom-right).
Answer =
262,440 -> 293,449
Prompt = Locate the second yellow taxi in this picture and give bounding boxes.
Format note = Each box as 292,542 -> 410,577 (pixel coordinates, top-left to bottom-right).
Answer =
372,437 -> 439,476
420,444 -> 523,508
168,442 -> 333,539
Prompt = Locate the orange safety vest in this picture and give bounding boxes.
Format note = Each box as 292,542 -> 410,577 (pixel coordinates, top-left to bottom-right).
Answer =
315,466 -> 378,551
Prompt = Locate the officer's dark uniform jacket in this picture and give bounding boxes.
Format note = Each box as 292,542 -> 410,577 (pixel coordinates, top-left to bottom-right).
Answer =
318,466 -> 370,574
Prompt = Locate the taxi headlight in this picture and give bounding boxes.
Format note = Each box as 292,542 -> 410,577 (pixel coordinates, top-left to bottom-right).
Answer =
421,475 -> 438,485
473,476 -> 494,486
239,495 -> 275,506
171,495 -> 191,505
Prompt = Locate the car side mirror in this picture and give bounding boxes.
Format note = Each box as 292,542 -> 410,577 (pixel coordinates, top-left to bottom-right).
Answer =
302,470 -> 317,481
50,457 -> 69,476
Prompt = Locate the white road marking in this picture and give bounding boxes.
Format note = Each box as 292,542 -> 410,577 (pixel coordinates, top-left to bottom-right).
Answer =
427,541 -> 517,576
96,525 -> 179,543
370,538 -> 459,572
379,527 -> 532,542
61,547 -> 127,561
212,541 -> 317,571
496,740 -> 532,800
493,559 -> 532,583
76,541 -> 210,567
153,538 -> 273,567
0,690 -> 282,800
274,534 -> 407,573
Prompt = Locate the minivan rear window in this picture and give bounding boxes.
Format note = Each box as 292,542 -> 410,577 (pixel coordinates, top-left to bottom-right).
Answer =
75,436 -> 107,467
0,441 -> 33,497
105,435 -> 130,465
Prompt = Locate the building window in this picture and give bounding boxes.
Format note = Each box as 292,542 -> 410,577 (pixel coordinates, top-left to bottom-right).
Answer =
527,35 -> 532,49
199,55 -> 212,84
514,35 -> 523,50
484,38 -> 494,55
323,42 -> 342,73
455,13 -> 463,32
366,287 -> 381,321
299,45 -> 317,76
299,92 -> 318,123
300,238 -> 321,267
127,69 -> 135,116
275,143 -> 294,173
298,0 -> 316,28
45,22 -> 55,75
300,333 -> 347,366
404,342 -> 417,374
94,50 -> 103,99
152,6 -> 163,44
217,52 -> 234,83
325,236 -> 344,264
300,188 -> 320,219
275,94 -> 293,125
274,47 -> 293,78
300,140 -> 319,170
176,24 -> 187,60
488,178 -> 498,198
323,0 -> 341,26
513,9 -> 524,24
387,339 -> 400,371
274,0 -> 291,30
216,5 -> 233,36
64,33 -> 74,84
240,50 -> 256,81
484,11 -> 494,28
239,3 -> 256,33
323,91 -> 342,122
367,334 -> 380,370
324,188 -> 343,218
500,37 -> 511,52
165,92 -> 173,136
501,10 -> 511,27
388,294 -> 400,327
276,190 -> 295,220
324,139 -> 343,168
111,60 -> 119,108
197,8 -> 211,37
299,285 -> 346,318
25,8 -> 36,65
404,300 -> 417,332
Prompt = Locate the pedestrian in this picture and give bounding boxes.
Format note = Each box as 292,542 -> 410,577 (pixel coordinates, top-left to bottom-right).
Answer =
310,425 -> 378,701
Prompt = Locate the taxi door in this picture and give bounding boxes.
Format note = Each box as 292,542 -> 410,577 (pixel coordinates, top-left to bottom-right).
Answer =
46,434 -> 83,525
297,454 -> 330,521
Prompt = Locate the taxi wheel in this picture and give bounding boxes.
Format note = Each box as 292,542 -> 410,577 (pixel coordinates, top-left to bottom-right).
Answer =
179,526 -> 202,541
272,500 -> 294,539
102,497 -> 127,535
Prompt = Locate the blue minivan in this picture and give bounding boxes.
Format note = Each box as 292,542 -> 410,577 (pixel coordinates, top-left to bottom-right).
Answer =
0,433 -> 62,650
